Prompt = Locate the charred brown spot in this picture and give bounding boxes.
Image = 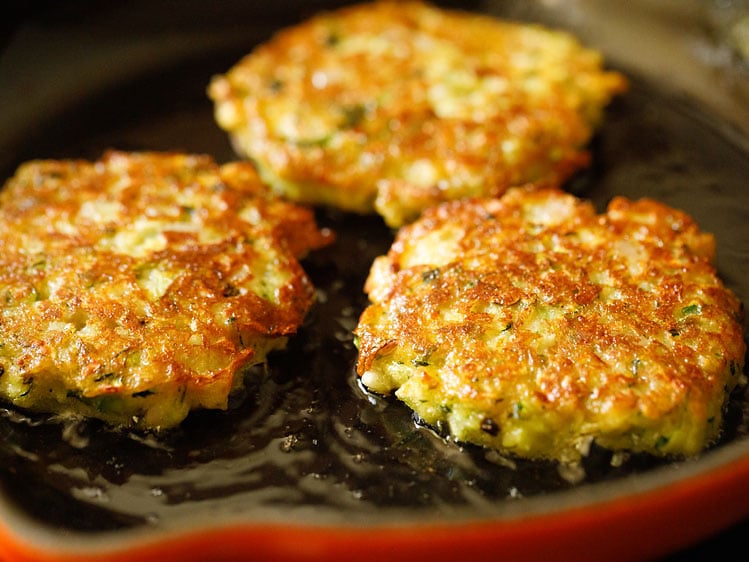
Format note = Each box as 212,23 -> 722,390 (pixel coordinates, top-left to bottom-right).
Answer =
223,284 -> 240,297
480,417 -> 499,436
421,268 -> 440,283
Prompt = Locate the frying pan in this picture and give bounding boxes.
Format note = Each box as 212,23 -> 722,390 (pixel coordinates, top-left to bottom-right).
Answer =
1,1 -> 748,561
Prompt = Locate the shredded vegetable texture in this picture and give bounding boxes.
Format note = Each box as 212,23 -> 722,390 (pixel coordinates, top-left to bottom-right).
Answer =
209,0 -> 627,226
0,151 -> 331,429
356,187 -> 745,463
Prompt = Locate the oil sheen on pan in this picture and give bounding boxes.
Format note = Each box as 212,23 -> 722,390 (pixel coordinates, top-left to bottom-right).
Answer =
0,1 -> 748,562
2,55 -> 749,530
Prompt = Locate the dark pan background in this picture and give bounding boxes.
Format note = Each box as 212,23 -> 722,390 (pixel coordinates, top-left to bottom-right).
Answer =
1,1 -> 749,561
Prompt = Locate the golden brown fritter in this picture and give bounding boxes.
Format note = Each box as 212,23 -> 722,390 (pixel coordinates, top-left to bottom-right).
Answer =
208,0 -> 627,227
0,151 -> 332,429
355,187 -> 746,463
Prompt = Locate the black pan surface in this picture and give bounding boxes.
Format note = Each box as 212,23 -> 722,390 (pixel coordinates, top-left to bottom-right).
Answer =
1,1 -> 749,560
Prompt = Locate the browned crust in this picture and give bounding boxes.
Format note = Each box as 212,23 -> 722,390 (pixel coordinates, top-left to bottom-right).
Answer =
355,188 -> 745,461
0,151 -> 332,428
209,0 -> 628,226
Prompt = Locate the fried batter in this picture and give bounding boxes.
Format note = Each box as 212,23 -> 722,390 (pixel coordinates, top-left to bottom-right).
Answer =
0,151 -> 332,429
208,0 -> 627,227
355,187 -> 745,463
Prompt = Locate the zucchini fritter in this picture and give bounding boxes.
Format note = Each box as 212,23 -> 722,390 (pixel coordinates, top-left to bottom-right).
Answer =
208,0 -> 627,227
0,151 -> 332,429
355,187 -> 746,463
